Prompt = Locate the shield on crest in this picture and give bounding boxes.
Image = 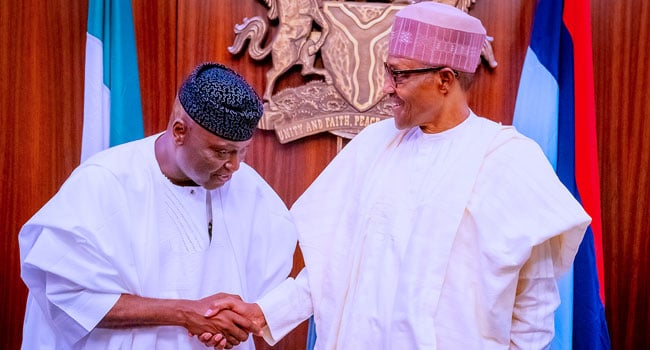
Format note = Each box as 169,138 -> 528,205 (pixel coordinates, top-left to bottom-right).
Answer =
320,2 -> 403,112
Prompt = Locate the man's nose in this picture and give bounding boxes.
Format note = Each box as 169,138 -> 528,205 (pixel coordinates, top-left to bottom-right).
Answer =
225,152 -> 242,171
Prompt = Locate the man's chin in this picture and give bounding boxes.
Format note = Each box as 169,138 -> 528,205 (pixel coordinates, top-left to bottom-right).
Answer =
393,118 -> 409,130
204,176 -> 231,190
204,182 -> 224,190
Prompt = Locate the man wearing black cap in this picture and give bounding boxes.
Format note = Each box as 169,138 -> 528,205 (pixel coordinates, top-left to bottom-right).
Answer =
19,63 -> 296,349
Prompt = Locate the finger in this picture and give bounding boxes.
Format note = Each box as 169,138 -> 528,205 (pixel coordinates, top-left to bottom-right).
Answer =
225,308 -> 262,335
219,310 -> 250,341
204,307 -> 221,318
197,332 -> 217,347
204,300 -> 237,318
199,333 -> 213,342
205,333 -> 224,348
213,337 -> 227,350
204,294 -> 244,318
223,335 -> 240,348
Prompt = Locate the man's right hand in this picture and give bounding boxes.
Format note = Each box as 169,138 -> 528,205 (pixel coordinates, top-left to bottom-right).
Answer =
187,293 -> 260,347
197,297 -> 268,348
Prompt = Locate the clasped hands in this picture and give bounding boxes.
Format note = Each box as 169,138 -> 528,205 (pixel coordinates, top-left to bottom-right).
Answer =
189,293 -> 266,349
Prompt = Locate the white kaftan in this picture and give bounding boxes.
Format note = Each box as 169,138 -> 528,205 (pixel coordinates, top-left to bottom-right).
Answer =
19,134 -> 297,349
257,114 -> 589,349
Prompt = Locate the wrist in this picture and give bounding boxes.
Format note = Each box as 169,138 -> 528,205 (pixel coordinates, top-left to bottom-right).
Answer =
251,303 -> 268,328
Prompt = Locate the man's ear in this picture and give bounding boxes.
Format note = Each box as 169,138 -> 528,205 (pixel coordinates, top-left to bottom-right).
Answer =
172,118 -> 189,145
438,68 -> 457,94
439,68 -> 456,84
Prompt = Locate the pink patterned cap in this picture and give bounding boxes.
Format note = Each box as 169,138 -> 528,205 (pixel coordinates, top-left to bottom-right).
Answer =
388,2 -> 486,73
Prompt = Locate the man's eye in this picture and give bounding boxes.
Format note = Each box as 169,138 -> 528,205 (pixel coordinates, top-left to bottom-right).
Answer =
216,150 -> 229,158
394,75 -> 408,84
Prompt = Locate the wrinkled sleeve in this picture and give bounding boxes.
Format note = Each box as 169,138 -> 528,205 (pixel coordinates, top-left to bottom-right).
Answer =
469,133 -> 589,279
251,211 -> 295,289
468,133 -> 590,347
256,269 -> 313,344
19,165 -> 134,346
510,242 -> 559,349
232,165 -> 300,303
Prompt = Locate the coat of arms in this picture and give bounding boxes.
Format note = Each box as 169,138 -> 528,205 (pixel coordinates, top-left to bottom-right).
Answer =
230,0 -> 496,143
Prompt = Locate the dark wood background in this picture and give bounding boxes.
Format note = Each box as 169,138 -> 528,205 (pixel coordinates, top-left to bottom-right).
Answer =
1,1 -> 648,349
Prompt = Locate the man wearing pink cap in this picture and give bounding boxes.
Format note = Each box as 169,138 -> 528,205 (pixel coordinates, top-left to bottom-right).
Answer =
203,2 -> 590,349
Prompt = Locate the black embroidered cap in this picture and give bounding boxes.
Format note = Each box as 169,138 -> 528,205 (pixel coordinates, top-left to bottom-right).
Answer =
178,62 -> 264,141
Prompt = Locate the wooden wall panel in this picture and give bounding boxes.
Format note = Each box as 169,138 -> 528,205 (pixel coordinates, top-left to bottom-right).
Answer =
132,0 -> 178,135
592,0 -> 650,348
0,1 -> 88,348
469,0 -> 536,125
2,0 -> 650,348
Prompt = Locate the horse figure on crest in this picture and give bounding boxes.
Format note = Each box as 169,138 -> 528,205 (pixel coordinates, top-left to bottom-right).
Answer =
228,0 -> 333,104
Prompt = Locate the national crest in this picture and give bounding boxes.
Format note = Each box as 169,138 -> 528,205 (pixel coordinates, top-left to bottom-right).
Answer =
229,0 -> 497,143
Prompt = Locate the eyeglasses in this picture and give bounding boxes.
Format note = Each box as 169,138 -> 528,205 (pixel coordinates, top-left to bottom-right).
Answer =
383,62 -> 445,87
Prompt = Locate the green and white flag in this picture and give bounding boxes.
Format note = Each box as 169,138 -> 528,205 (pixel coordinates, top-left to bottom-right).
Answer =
82,0 -> 144,162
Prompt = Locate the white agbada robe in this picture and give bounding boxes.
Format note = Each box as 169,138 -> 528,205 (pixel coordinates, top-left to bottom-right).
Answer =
257,114 -> 589,349
19,134 -> 297,349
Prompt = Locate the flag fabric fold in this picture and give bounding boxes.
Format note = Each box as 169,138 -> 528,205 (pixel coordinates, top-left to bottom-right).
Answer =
513,0 -> 610,349
82,0 -> 144,162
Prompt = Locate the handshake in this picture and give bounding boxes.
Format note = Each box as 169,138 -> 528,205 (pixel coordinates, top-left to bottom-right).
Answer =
188,293 -> 267,349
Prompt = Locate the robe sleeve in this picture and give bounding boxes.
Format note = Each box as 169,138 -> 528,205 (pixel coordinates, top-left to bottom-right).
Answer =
240,170 -> 298,296
510,241 -> 559,349
469,131 -> 589,278
467,131 -> 590,347
256,269 -> 313,344
19,164 -> 137,346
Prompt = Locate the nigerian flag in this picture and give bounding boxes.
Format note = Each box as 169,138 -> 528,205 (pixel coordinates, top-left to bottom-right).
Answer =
82,0 -> 144,162
513,0 -> 609,348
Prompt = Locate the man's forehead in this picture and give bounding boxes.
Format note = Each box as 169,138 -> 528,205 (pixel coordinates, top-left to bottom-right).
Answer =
386,56 -> 427,67
207,133 -> 253,149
